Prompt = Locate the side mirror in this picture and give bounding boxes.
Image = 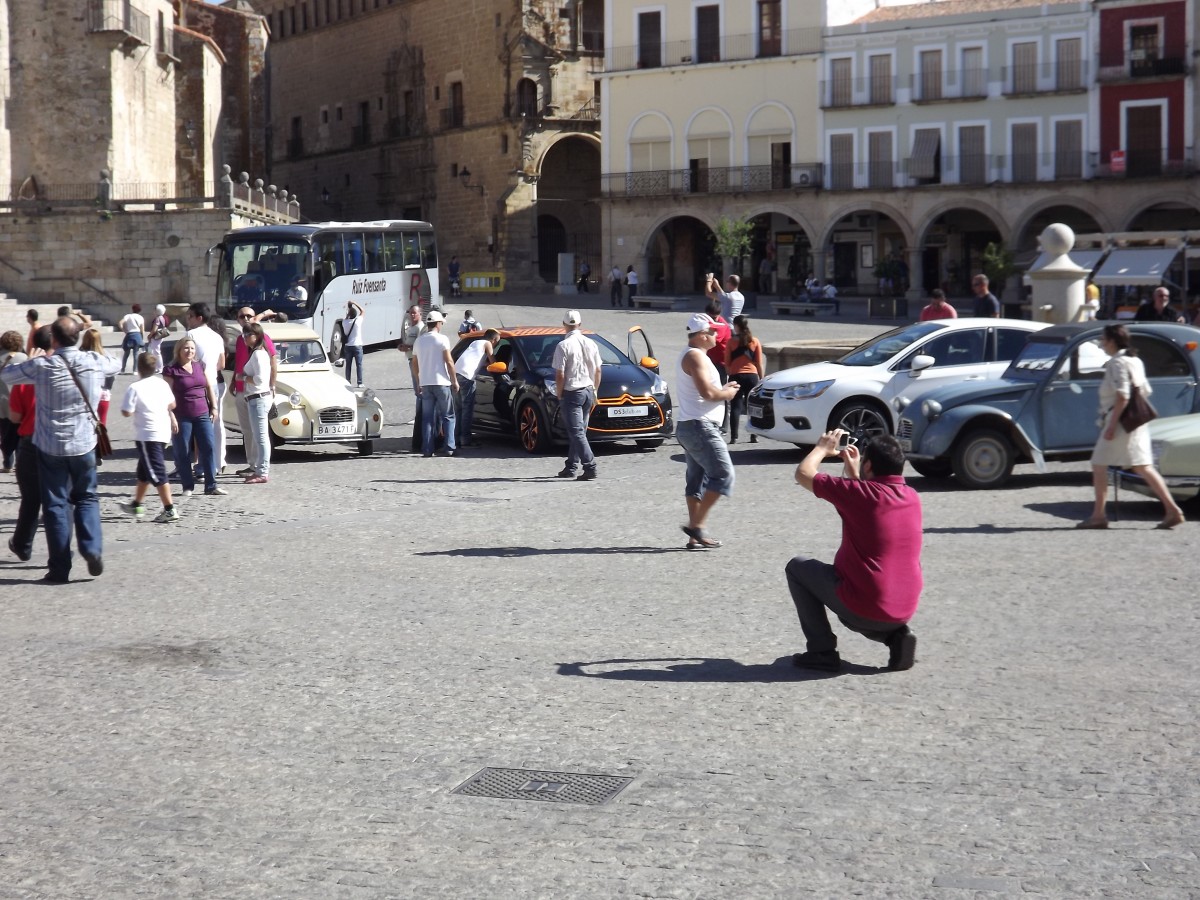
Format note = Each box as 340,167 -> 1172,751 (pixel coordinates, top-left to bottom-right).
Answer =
640,356 -> 659,370
910,354 -> 935,374
486,361 -> 508,375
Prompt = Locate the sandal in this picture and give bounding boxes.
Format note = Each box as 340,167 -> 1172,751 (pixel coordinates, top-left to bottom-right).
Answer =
1074,519 -> 1109,530
685,536 -> 723,550
1156,512 -> 1185,530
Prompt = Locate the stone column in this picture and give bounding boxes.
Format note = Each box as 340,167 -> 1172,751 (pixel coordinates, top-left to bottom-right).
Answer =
1027,224 -> 1087,324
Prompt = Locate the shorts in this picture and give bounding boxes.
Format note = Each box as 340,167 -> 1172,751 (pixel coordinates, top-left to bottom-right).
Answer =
676,418 -> 735,498
135,440 -> 168,487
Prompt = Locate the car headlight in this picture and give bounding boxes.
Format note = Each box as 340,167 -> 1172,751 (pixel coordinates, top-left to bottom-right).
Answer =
651,374 -> 668,395
288,391 -> 303,408
543,377 -> 557,393
776,379 -> 834,401
893,396 -> 912,412
921,399 -> 943,419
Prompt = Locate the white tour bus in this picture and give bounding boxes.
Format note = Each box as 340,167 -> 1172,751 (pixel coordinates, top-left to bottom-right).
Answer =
207,220 -> 439,356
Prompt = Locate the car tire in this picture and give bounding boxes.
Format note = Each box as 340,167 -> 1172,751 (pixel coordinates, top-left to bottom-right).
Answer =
952,429 -> 1015,489
635,439 -> 664,450
908,459 -> 953,479
517,401 -> 550,454
357,440 -> 373,456
329,322 -> 345,361
828,399 -> 891,444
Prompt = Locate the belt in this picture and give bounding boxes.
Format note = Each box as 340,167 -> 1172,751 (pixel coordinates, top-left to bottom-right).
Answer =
245,391 -> 271,401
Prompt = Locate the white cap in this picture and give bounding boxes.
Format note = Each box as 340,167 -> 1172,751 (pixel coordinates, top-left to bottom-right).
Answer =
155,304 -> 166,314
686,313 -> 715,334
563,310 -> 582,326
425,309 -> 445,323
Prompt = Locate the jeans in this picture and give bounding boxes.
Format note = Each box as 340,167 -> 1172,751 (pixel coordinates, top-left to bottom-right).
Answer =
173,415 -> 217,492
12,436 -> 41,558
785,556 -> 899,653
729,373 -> 760,441
560,387 -> 595,473
611,281 -> 623,306
343,345 -> 364,385
676,418 -> 734,498
120,334 -> 144,372
420,385 -> 456,455
454,374 -> 477,445
37,449 -> 102,579
213,381 -> 227,471
0,417 -> 18,468
246,394 -> 272,476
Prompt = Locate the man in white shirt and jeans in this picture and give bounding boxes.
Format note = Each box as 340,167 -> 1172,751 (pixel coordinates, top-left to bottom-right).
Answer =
454,328 -> 497,449
412,309 -> 458,457
185,303 -> 226,477
552,310 -> 603,481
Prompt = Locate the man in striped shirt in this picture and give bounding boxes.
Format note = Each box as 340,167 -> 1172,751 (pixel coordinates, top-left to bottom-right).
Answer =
1,316 -> 120,583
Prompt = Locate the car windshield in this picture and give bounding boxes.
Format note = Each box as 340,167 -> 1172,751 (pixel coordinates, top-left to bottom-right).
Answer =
516,333 -> 628,369
1004,339 -> 1067,380
835,322 -> 947,367
274,339 -> 328,367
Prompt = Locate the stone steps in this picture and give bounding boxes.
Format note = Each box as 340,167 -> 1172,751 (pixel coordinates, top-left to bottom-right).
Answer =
0,294 -> 111,336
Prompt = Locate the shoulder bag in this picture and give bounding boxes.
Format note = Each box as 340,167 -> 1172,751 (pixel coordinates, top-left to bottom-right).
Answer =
1120,382 -> 1157,432
62,359 -> 113,458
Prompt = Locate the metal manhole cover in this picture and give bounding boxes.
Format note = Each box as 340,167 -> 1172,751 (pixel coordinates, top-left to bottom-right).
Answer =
452,768 -> 633,806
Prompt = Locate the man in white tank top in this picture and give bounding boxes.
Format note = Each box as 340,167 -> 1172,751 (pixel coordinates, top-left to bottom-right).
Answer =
676,313 -> 740,550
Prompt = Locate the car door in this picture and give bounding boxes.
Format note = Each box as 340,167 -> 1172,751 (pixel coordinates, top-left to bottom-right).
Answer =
881,327 -> 989,409
1040,337 -> 1106,450
1134,333 -> 1200,416
627,325 -> 660,372
475,338 -> 517,431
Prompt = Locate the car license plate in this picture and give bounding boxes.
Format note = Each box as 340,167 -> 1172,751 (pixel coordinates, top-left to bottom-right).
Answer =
898,439 -> 912,452
608,406 -> 645,418
748,403 -> 763,417
317,423 -> 356,436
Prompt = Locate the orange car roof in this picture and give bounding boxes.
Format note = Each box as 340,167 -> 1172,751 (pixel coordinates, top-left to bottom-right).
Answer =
463,326 -> 594,338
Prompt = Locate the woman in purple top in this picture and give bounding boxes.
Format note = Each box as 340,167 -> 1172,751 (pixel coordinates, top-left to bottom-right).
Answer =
162,338 -> 223,497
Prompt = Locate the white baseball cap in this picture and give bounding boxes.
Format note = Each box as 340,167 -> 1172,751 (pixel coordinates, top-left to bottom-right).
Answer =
563,310 -> 582,326
686,313 -> 715,334
425,309 -> 445,323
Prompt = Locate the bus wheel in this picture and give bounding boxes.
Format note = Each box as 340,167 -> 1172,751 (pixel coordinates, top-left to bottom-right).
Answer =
356,440 -> 373,456
329,323 -> 345,361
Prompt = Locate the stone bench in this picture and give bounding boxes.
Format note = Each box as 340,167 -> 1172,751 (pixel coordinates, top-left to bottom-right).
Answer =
771,300 -> 836,316
630,295 -> 691,311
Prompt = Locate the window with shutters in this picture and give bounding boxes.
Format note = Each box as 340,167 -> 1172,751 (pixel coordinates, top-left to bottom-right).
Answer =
1055,38 -> 1082,90
1011,42 -> 1038,93
958,125 -> 986,184
1054,120 -> 1082,179
869,55 -> 893,105
829,58 -> 852,107
696,6 -> 720,64
868,131 -> 893,189
638,12 -> 662,69
1010,122 -> 1038,182
961,47 -> 985,98
758,1 -> 781,58
829,134 -> 854,190
919,50 -> 943,101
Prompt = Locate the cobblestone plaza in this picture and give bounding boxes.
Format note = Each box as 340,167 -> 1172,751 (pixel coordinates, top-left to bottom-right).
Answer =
1,301 -> 1196,897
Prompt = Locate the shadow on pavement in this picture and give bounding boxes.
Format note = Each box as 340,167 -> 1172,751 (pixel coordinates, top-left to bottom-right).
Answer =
556,656 -> 882,682
417,545 -> 679,557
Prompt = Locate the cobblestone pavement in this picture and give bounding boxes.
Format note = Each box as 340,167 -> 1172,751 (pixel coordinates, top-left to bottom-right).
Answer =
1,299 -> 1196,898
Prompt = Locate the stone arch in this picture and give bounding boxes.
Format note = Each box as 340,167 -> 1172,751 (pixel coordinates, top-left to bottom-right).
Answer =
817,200 -> 915,251
743,102 -> 796,166
1009,198 -> 1110,251
912,203 -> 1007,297
516,77 -> 539,117
1121,196 -> 1200,232
639,215 -> 717,294
536,135 -> 602,284
627,112 -> 674,171
913,198 -> 1010,249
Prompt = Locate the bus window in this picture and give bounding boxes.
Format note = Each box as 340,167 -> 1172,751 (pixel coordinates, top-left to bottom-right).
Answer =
345,235 -> 366,274
314,234 -> 345,282
364,233 -> 385,273
401,233 -> 421,268
383,234 -> 404,271
421,230 -> 437,270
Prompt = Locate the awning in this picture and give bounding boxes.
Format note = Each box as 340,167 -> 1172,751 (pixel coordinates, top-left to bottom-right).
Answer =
908,129 -> 940,180
1090,247 -> 1181,286
1022,249 -> 1105,285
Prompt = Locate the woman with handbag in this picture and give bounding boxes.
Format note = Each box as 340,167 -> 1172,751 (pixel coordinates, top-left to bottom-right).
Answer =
147,304 -> 170,374
162,338 -> 223,498
1077,324 -> 1184,530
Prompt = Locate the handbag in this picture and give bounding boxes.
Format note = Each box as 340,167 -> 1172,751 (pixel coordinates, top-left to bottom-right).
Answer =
62,359 -> 114,458
1119,382 -> 1158,432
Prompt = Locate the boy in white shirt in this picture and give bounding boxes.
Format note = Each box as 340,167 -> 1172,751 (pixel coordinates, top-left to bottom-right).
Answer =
118,352 -> 180,522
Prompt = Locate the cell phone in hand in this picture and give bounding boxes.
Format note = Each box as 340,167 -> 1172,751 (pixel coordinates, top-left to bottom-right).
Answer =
837,433 -> 857,450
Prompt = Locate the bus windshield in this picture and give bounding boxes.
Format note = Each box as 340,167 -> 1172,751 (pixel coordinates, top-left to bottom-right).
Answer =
218,239 -> 312,318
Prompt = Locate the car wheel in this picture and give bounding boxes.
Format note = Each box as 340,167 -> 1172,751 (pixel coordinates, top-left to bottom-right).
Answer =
908,459 -> 953,479
517,401 -> 550,453
357,440 -> 373,456
329,323 -> 345,361
952,429 -> 1015,489
828,399 -> 890,445
635,439 -> 664,450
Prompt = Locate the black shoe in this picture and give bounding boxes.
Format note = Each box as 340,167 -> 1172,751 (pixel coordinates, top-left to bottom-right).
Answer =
557,468 -> 576,478
83,554 -> 104,577
235,467 -> 254,477
792,650 -> 842,672
749,435 -> 758,444
576,470 -> 597,481
8,537 -> 31,562
729,436 -> 738,444
435,448 -> 454,457
42,572 -> 70,584
421,453 -> 433,458
887,626 -> 917,671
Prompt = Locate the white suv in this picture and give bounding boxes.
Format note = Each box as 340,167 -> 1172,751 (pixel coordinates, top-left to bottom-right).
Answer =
746,318 -> 1049,447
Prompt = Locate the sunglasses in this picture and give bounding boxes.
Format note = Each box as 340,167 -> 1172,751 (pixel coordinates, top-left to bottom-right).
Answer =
237,314 -> 253,320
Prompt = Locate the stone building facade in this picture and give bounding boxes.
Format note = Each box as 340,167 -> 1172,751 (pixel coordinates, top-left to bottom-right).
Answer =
249,0 -> 604,291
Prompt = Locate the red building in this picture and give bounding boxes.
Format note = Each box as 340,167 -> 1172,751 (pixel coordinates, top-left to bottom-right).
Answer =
1096,0 -> 1191,177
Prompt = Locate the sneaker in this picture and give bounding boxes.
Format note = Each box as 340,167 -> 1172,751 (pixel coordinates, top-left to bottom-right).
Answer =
8,537 -> 31,562
42,572 -> 70,584
153,508 -> 180,523
556,467 -> 576,478
82,553 -> 104,576
749,435 -> 758,444
791,650 -> 842,672
204,487 -> 228,496
887,626 -> 917,671
244,475 -> 269,484
179,489 -> 193,499
235,467 -> 254,477
118,500 -> 146,517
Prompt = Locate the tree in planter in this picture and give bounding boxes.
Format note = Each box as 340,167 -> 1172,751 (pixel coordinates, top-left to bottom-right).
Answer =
981,242 -> 1016,295
712,216 -> 753,285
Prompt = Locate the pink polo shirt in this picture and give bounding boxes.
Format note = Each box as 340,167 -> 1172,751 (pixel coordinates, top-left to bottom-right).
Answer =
812,472 -> 923,623
231,333 -> 276,394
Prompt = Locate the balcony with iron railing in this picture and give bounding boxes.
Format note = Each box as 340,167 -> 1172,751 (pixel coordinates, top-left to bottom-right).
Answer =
1096,55 -> 1187,82
87,0 -> 151,46
608,26 -> 820,73
1001,61 -> 1089,95
601,163 -> 823,198
820,75 -> 898,109
909,68 -> 989,103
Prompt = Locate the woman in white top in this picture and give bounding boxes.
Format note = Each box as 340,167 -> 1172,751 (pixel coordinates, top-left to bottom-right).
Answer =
241,323 -> 273,484
341,300 -> 365,387
625,265 -> 640,304
118,304 -> 146,374
1078,324 -> 1184,530
147,304 -> 170,374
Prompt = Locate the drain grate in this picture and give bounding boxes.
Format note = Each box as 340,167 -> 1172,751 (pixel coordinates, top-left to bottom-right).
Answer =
452,767 -> 634,806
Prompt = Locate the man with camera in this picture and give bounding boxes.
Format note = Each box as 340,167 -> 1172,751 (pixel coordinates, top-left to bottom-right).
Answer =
786,430 -> 923,672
